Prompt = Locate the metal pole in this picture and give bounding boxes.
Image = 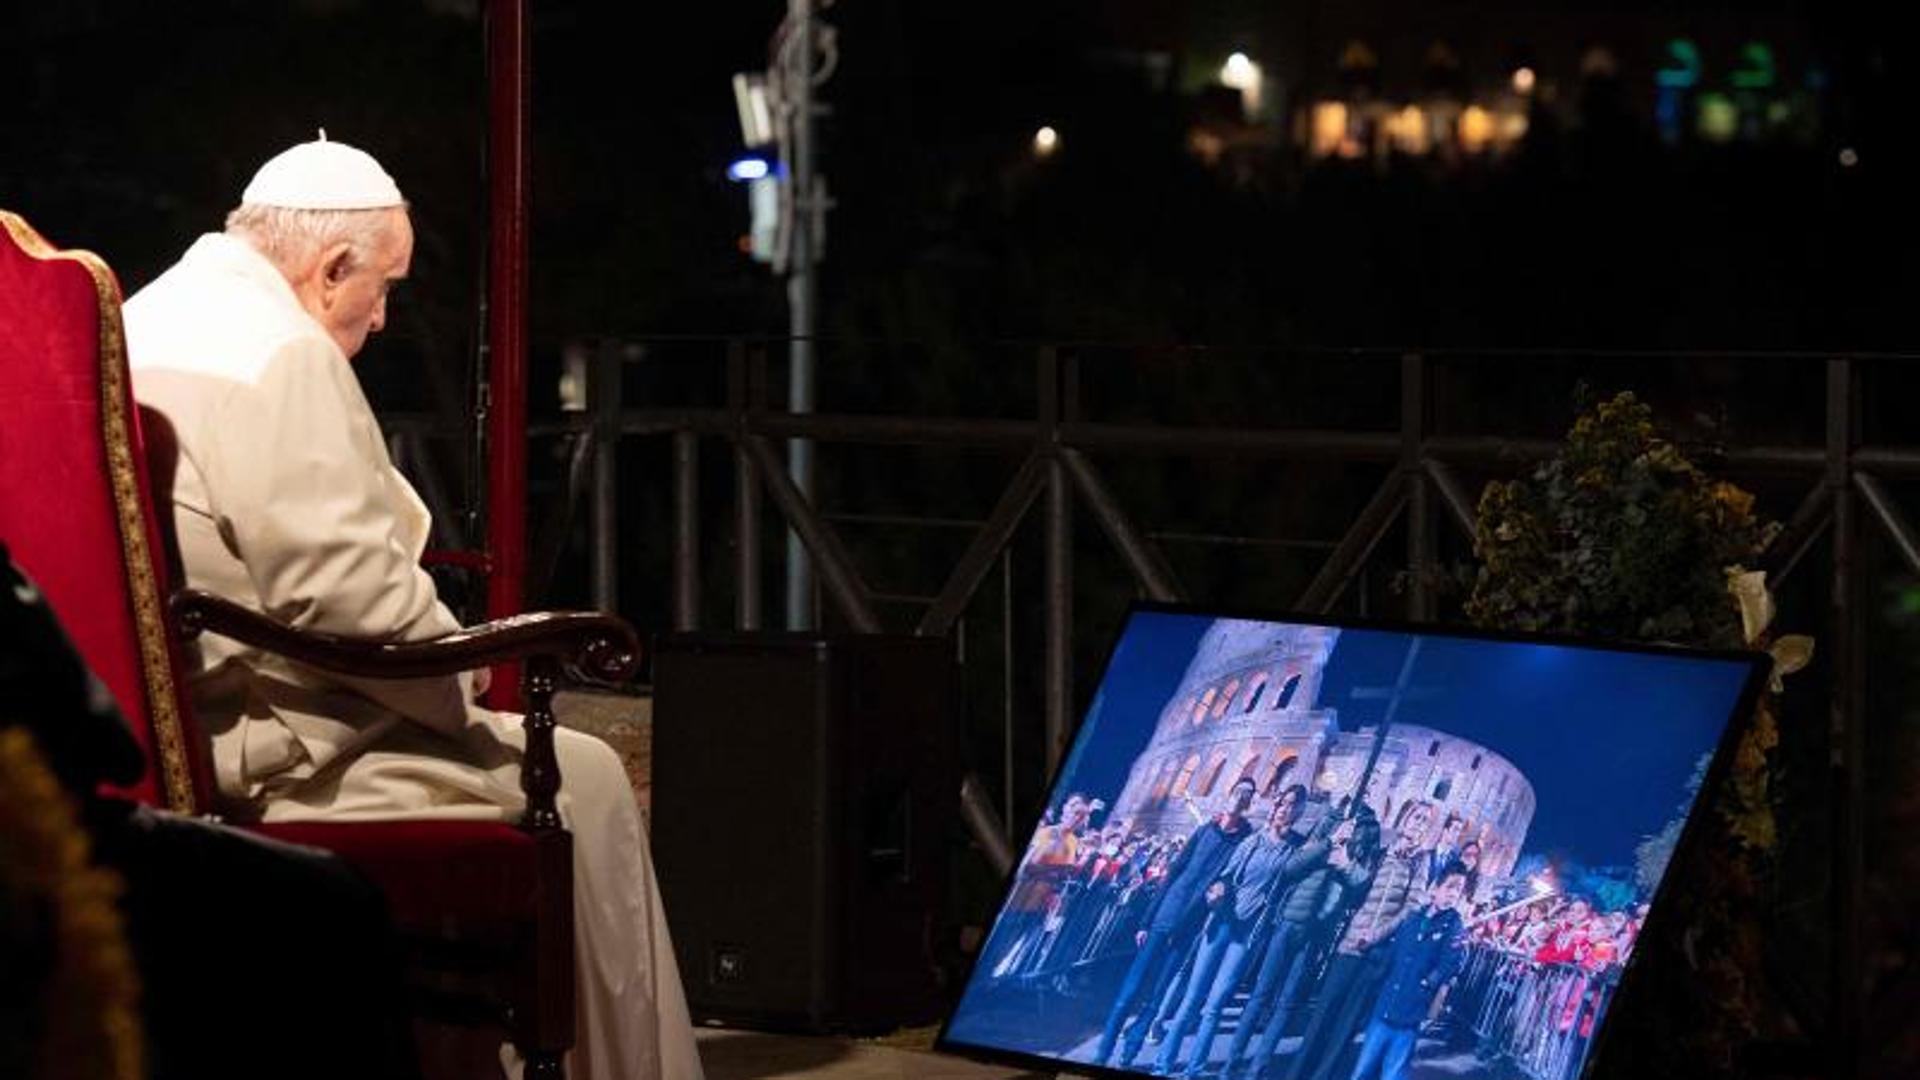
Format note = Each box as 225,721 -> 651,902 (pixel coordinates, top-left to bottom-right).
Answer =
1827,358 -> 1864,1080
916,451 -> 1048,637
1046,457 -> 1072,774
1351,638 -> 1426,818
483,0 -> 530,709
784,0 -> 820,631
673,430 -> 700,632
1422,457 -> 1479,540
1403,353 -> 1434,621
1002,549 -> 1015,837
1763,483 -> 1835,588
590,343 -> 620,612
730,341 -> 763,630
1042,347 -> 1071,773
1297,477 -> 1406,613
742,434 -> 881,633
960,774 -> 1016,878
1060,446 -> 1183,602
1853,471 -> 1920,577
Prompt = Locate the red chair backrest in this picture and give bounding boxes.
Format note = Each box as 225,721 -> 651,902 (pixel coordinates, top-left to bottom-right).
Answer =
0,211 -> 208,811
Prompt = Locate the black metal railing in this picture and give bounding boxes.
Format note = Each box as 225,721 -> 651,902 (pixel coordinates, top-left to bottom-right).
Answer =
385,341 -> 1918,1078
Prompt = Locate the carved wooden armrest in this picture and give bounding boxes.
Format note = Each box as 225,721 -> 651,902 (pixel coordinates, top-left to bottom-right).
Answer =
170,588 -> 641,832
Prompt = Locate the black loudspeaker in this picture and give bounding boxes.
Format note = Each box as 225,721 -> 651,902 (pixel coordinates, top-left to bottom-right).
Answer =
651,632 -> 957,1033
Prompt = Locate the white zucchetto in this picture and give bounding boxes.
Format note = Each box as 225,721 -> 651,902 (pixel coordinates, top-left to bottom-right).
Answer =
239,130 -> 405,210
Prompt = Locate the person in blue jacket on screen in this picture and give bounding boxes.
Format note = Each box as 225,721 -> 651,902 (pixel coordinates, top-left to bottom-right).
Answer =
1094,775 -> 1260,1067
1349,866 -> 1471,1080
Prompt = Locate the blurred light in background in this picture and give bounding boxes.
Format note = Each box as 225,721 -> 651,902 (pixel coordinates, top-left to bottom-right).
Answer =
1033,125 -> 1060,158
1656,39 -> 1703,89
1730,42 -> 1777,90
1512,67 -> 1536,95
727,155 -> 773,181
731,73 -> 774,146
1386,105 -> 1430,155
745,175 -> 780,263
1697,93 -> 1738,142
1310,101 -> 1348,157
1459,105 -> 1495,153
1220,51 -> 1264,114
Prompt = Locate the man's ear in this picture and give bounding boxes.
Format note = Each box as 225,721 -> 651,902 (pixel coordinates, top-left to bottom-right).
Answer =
318,242 -> 356,289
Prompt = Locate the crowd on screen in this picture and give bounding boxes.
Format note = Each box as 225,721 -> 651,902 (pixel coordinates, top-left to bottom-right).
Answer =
975,776 -> 1648,1080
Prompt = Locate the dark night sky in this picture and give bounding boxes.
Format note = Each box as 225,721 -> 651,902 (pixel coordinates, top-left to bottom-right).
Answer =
1055,610 -> 1755,871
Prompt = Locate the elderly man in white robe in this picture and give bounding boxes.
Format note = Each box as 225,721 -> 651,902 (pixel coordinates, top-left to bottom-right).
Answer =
124,135 -> 703,1080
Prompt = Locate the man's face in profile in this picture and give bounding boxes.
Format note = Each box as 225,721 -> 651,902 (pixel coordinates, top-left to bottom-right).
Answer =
313,208 -> 413,360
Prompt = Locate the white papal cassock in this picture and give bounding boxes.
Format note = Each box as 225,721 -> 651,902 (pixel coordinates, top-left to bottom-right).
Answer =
125,232 -> 703,1080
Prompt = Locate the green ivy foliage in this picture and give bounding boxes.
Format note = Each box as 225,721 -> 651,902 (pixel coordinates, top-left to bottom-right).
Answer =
1466,392 -> 1779,649
1463,391 -> 1794,1077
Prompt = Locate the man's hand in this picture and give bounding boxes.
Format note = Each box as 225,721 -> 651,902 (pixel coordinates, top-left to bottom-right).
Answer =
1204,881 -> 1227,906
1136,930 -> 1149,948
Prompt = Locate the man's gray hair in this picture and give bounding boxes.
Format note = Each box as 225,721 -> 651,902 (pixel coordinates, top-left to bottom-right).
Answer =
223,203 -> 400,277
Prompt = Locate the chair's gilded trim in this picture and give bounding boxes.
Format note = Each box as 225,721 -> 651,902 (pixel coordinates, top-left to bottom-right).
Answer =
1,212 -> 197,813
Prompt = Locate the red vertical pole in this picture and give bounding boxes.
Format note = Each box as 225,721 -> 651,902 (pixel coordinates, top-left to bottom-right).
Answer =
485,0 -> 529,709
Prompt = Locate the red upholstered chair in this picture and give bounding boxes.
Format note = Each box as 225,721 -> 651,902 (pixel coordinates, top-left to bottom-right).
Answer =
0,210 -> 630,1079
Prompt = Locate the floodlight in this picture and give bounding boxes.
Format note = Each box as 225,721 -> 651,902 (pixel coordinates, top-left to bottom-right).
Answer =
732,72 -> 774,147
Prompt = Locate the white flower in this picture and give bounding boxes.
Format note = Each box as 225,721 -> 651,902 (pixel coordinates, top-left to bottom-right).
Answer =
1767,635 -> 1815,694
1726,567 -> 1774,644
1725,566 -> 1814,692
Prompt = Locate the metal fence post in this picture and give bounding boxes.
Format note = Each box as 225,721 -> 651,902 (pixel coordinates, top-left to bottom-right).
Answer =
1404,351 -> 1434,621
590,342 -> 621,612
730,341 -> 763,630
1041,346 -> 1072,774
673,429 -> 701,632
1827,356 -> 1864,1080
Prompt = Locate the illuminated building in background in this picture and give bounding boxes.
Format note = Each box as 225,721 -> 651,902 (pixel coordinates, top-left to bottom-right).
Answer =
1309,100 -> 1351,158
1384,105 -> 1430,155
1086,3 -> 1830,176
1277,30 -> 1822,167
1109,620 -> 1536,881
1276,32 -> 1546,165
1458,105 -> 1496,153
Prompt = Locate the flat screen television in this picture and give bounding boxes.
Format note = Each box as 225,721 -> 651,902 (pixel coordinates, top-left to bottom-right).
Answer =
939,603 -> 1767,1080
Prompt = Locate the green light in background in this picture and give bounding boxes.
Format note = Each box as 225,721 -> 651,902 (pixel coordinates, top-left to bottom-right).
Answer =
1656,39 -> 1702,89
1697,92 -> 1738,141
1731,42 -> 1777,90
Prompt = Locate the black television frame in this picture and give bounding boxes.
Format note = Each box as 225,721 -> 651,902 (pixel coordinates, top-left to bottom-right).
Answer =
935,599 -> 1771,1080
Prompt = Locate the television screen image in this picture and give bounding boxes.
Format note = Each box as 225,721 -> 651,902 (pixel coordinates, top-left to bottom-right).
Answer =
940,606 -> 1765,1080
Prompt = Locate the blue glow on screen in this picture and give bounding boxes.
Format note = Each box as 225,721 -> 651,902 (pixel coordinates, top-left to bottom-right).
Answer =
944,612 -> 1753,1080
